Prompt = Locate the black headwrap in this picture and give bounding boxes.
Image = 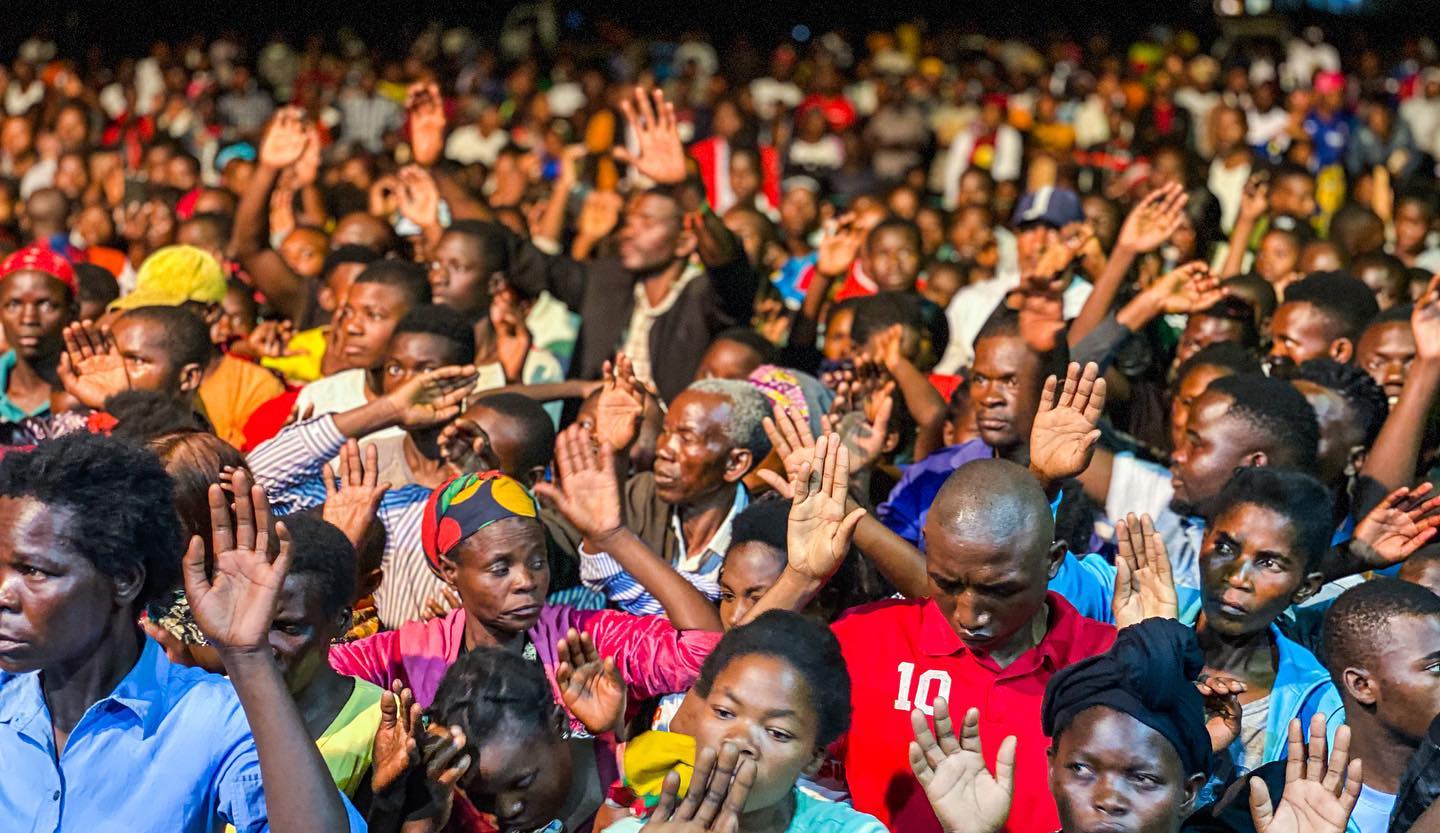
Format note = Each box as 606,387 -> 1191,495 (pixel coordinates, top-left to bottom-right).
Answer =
1041,618 -> 1211,777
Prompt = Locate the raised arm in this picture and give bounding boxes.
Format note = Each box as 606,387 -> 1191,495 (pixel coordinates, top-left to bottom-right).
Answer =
1358,276 -> 1440,497
1218,176 -> 1268,279
231,108 -> 312,324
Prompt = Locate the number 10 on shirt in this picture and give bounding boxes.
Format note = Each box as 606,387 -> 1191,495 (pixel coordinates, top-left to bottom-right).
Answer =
892,662 -> 953,715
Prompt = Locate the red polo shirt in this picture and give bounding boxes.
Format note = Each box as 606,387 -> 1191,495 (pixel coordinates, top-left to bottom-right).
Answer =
829,593 -> 1116,833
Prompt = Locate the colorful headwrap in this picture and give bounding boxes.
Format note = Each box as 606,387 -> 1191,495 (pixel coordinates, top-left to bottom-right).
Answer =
0,246 -> 77,296
421,471 -> 540,574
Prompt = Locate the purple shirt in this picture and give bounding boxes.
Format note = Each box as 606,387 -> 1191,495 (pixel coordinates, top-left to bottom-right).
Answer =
876,439 -> 994,547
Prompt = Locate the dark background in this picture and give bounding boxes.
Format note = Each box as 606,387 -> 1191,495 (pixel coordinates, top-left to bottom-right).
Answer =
6,0 -> 1434,60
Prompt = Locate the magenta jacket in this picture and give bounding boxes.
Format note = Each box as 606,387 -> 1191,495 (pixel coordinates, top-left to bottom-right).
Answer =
329,604 -> 721,720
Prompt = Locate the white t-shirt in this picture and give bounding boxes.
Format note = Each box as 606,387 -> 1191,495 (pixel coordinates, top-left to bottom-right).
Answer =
1350,784 -> 1397,833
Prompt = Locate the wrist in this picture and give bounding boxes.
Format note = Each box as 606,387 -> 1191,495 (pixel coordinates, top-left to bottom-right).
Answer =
585,524 -> 628,549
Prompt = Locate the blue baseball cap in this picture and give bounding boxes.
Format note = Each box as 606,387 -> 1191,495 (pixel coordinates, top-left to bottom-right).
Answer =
1011,186 -> 1084,229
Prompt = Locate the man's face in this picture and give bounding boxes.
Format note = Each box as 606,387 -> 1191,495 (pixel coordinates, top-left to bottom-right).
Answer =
922,515 -> 1051,656
428,231 -> 489,317
0,272 -> 70,362
1292,380 -> 1363,487
213,287 -> 256,346
1255,231 -> 1299,284
279,229 -> 328,280
463,404 -> 537,486
1170,390 -> 1256,517
1050,707 -> 1197,833
381,332 -> 459,397
1268,302 -> 1340,366
618,193 -> 683,274
0,498 -> 126,674
652,390 -> 738,506
333,283 -> 409,371
1270,175 -> 1317,220
1173,314 -> 1247,371
778,187 -> 818,239
1363,614 -> 1440,743
1200,503 -> 1315,637
969,335 -> 1045,452
1170,364 -> 1230,455
54,109 -> 87,154
268,573 -> 344,694
111,315 -> 188,395
822,309 -> 854,362
1395,202 -> 1432,256
1357,321 -> 1415,405
1213,109 -> 1246,157
957,170 -> 994,209
866,227 -> 921,292
728,154 -> 761,203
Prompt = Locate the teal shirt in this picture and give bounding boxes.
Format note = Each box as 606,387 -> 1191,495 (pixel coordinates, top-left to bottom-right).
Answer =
0,350 -> 50,423
603,788 -> 886,833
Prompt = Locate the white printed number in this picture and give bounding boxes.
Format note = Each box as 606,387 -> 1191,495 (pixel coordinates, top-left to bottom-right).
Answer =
892,662 -> 953,715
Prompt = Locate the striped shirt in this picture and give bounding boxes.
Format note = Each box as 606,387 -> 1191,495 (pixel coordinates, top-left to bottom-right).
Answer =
247,415 -> 443,627
578,487 -> 747,615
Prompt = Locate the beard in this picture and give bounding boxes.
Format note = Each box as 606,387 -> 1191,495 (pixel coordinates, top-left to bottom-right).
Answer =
1169,495 -> 1201,519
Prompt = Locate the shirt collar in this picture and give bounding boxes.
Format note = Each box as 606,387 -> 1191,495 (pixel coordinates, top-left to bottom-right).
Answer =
0,635 -> 169,735
673,486 -> 749,573
917,592 -> 1090,678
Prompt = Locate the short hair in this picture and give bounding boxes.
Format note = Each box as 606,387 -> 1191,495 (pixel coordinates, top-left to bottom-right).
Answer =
1224,273 -> 1278,321
1282,272 -> 1381,343
1396,189 -> 1438,222
711,327 -> 779,366
1205,373 -> 1320,472
0,432 -> 181,610
107,391 -> 212,441
1368,303 -> 1415,331
1174,342 -> 1262,388
428,646 -> 561,743
119,305 -> 212,369
74,263 -> 118,308
321,244 -> 380,281
728,496 -> 790,554
1210,467 -> 1333,570
1323,577 -> 1440,684
354,259 -> 432,309
181,212 -> 234,251
694,610 -> 852,747
1292,357 -> 1389,446
446,220 -> 517,281
1193,295 -> 1260,350
866,216 -> 922,253
392,303 -> 476,365
1328,203 -> 1385,260
687,378 -> 772,463
145,430 -> 244,552
470,392 -> 557,474
281,512 -> 357,619
974,308 -> 1070,384
1351,251 -> 1409,302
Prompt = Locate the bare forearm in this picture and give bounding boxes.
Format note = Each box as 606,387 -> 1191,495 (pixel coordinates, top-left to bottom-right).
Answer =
891,359 -> 948,461
591,529 -> 722,631
742,567 -> 823,624
297,185 -> 327,228
1069,242 -> 1137,346
852,512 -> 930,598
333,396 -> 402,439
222,650 -> 349,833
474,379 -> 602,403
1217,218 -> 1255,280
432,169 -> 491,221
233,163 -> 281,258
1360,356 -> 1440,491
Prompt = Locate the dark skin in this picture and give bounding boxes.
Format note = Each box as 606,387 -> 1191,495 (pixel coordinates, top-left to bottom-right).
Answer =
379,331 -> 467,484
1357,320 -> 1415,404
427,230 -> 490,319
0,270 -> 73,414
866,226 -> 922,293
1338,613 -> 1440,794
1169,364 -> 1232,458
111,315 -> 204,395
1170,390 -> 1267,518
435,517 -> 549,654
461,717 -> 577,833
694,338 -> 765,382
1269,301 -> 1349,366
922,466 -> 1063,668
969,334 -> 1046,460
618,191 -> 697,303
1196,504 -> 1323,707
268,572 -> 355,742
1172,314 -> 1247,373
0,497 -> 144,755
335,282 -> 412,378
1292,380 -> 1365,490
1049,707 -> 1205,833
717,541 -> 787,630
653,389 -> 754,560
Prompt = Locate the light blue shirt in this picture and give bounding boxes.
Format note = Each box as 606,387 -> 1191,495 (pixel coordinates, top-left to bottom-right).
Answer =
0,635 -> 366,832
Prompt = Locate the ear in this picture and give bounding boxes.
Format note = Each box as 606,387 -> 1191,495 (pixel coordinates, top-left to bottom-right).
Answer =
1180,773 -> 1207,814
317,286 -> 336,313
199,303 -> 223,327
1330,338 -> 1355,364
438,553 -> 462,589
723,447 -> 754,483
941,421 -> 957,447
1291,570 -> 1325,605
1242,450 -> 1269,469
1046,540 -> 1068,579
802,747 -> 828,778
177,362 -> 204,394
524,465 -> 548,491
674,227 -> 699,260
112,563 -> 145,608
357,567 -> 383,600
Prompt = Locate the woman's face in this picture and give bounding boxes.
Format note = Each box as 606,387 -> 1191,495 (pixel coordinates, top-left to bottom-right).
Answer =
823,308 -> 855,361
717,542 -> 786,630
439,518 -> 550,636
1199,503 -> 1318,637
1050,707 -> 1199,833
691,653 -> 823,812
464,720 -> 573,833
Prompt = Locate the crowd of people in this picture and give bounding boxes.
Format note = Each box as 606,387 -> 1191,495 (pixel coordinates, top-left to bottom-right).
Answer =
8,14 -> 1440,833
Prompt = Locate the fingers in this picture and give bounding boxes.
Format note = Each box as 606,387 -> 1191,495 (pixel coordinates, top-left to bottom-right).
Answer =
1248,775 -> 1275,831
1321,723 -> 1351,794
756,468 -> 794,499
994,735 -> 1018,794
931,697 -> 962,756
675,745 -> 718,820
208,482 -> 236,555
713,757 -> 755,833
180,533 -> 209,600
1305,712 -> 1328,782
910,706 -> 944,769
651,770 -> 682,824
818,429 -> 839,498
1056,362 -> 1080,409
1039,373 -> 1059,413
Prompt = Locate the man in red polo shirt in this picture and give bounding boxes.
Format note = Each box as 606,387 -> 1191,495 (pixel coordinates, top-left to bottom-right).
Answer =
830,457 -> 1116,833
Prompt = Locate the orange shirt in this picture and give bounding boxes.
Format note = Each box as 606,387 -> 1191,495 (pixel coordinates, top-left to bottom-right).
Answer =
199,354 -> 286,449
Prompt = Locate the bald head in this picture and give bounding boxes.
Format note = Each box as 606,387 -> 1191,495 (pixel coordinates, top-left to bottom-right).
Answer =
927,458 -> 1054,556
26,188 -> 69,235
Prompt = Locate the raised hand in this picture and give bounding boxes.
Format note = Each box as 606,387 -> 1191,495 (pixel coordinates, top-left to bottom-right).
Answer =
646,743 -> 758,833
1196,675 -> 1247,753
58,320 -> 129,409
1413,274 -> 1440,362
1028,362 -> 1106,486
322,440 -> 391,551
533,424 -> 625,544
1238,176 -> 1269,225
576,189 -> 624,243
1144,261 -> 1229,314
489,289 -> 532,384
1249,715 -> 1362,833
293,123 -> 323,188
782,434 -> 867,581
614,87 -> 688,186
438,416 -> 502,476
758,403 -> 818,499
259,106 -> 310,171
909,698 -> 1016,833
231,319 -> 307,362
182,469 -> 291,654
1112,513 -> 1179,628
555,628 -> 626,735
382,364 -> 478,430
421,587 -> 463,621
595,354 -> 646,451
816,212 -> 867,278
372,681 -> 423,795
396,164 -> 442,231
1117,182 -> 1189,254
406,81 -> 447,167
1351,482 -> 1440,568
822,383 -> 896,472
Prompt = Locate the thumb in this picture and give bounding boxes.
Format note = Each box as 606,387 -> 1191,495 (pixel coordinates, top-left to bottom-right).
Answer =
533,481 -> 563,508
1248,776 -> 1275,832
756,468 -> 793,498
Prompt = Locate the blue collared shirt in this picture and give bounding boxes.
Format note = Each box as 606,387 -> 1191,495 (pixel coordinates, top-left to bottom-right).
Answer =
877,439 -> 995,547
0,635 -> 366,833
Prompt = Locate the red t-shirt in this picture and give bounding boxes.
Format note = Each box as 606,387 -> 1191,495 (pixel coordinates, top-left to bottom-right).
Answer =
829,593 -> 1116,833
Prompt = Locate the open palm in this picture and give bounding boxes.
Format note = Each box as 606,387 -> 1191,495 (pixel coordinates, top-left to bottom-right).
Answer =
1353,483 -> 1440,567
556,629 -> 626,735
616,87 -> 687,185
910,698 -> 1015,833
1112,513 -> 1178,628
387,365 -> 478,429
60,321 -> 130,409
534,424 -> 624,542
785,435 -> 866,581
595,355 -> 646,451
1117,182 -> 1188,253
1250,716 -> 1361,833
1029,362 -> 1106,485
